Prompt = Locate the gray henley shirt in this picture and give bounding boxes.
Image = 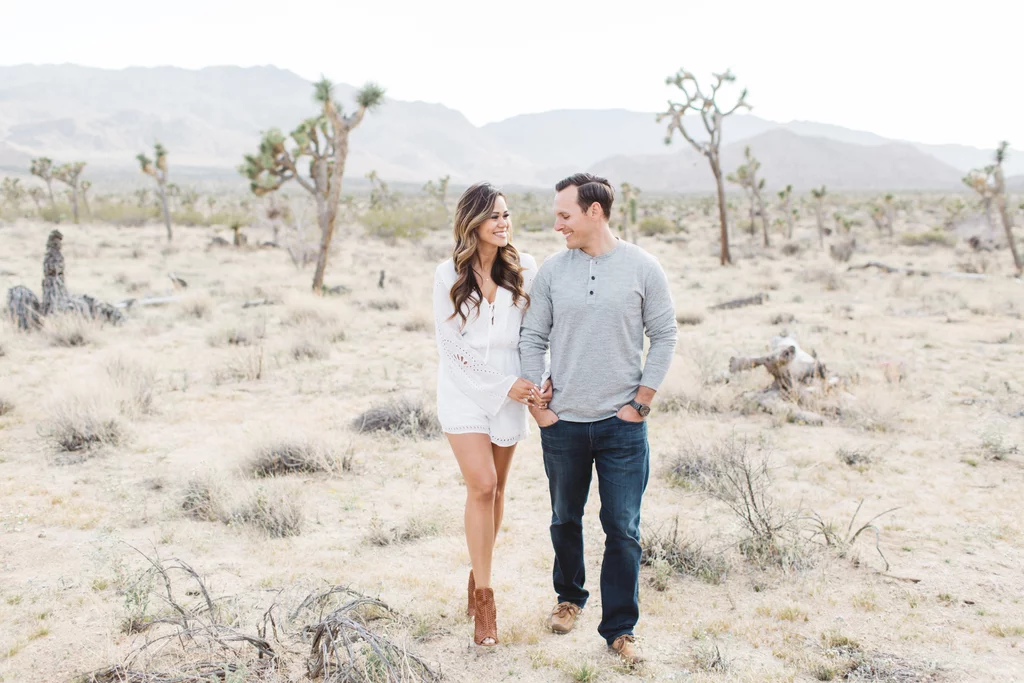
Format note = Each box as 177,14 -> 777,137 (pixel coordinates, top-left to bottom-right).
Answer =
519,239 -> 678,422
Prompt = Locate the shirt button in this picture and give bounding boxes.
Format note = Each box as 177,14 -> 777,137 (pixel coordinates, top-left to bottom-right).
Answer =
589,290 -> 594,295
591,276 -> 595,280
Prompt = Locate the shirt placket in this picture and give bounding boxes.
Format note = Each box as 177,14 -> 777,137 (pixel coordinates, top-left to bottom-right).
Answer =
587,258 -> 597,305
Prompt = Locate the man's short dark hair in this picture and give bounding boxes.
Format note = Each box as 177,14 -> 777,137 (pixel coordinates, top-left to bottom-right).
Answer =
555,173 -> 614,219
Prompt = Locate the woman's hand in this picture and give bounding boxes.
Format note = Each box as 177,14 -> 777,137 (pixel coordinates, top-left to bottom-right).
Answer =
508,378 -> 541,405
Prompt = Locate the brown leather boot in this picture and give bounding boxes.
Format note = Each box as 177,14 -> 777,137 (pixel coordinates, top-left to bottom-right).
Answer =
467,570 -> 475,618
473,587 -> 498,646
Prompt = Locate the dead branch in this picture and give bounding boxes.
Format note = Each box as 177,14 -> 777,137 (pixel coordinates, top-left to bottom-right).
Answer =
709,293 -> 768,310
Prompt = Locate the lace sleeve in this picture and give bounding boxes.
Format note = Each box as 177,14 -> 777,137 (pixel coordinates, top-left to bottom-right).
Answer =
434,272 -> 517,417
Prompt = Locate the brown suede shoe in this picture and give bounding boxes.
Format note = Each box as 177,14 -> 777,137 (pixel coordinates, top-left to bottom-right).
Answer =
610,634 -> 644,666
467,570 -> 475,618
548,602 -> 582,634
473,588 -> 498,646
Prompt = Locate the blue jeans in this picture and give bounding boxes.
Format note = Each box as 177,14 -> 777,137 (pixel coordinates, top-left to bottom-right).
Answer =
540,416 -> 650,644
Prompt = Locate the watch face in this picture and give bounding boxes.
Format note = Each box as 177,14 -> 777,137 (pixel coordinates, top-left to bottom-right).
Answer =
639,405 -> 651,417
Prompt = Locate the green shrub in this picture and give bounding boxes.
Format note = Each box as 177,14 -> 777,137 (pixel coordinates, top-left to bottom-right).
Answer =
91,203 -> 160,227
638,215 -> 676,236
900,228 -> 954,247
361,206 -> 446,241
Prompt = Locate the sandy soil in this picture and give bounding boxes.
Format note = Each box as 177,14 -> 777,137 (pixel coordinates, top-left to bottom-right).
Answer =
0,210 -> 1022,682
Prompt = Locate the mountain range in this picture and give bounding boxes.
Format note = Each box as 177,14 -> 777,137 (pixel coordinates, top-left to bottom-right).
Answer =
1,64 -> 1021,192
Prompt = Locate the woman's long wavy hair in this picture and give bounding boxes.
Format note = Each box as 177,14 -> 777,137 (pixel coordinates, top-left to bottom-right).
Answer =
449,182 -> 529,329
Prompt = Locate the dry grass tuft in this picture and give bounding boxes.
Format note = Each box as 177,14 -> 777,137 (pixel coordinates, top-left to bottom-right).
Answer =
180,476 -> 228,522
214,344 -> 266,383
837,447 -> 874,468
43,312 -> 96,347
282,300 -> 338,327
106,356 -> 157,418
178,292 -> 213,320
207,322 -> 265,347
641,517 -> 729,585
0,395 -> 13,417
364,298 -> 402,312
39,394 -> 125,457
247,438 -> 352,477
352,398 -> 441,439
676,310 -> 705,326
231,486 -> 304,537
366,513 -> 445,547
402,315 -> 431,333
291,336 -> 329,361
664,443 -> 725,489
691,642 -> 730,672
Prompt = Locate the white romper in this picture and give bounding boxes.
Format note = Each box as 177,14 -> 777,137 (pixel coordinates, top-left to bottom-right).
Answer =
433,253 -> 538,446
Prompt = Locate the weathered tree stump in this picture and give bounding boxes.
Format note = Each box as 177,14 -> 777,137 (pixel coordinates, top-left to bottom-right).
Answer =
730,336 -> 832,425
6,285 -> 41,330
4,229 -> 124,329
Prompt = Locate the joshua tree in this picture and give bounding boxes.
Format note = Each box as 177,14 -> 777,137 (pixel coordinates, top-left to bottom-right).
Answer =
27,187 -> 46,212
137,143 -> 173,241
965,142 -> 1022,273
726,146 -> 769,247
423,174 -> 451,215
658,68 -> 750,265
53,161 -> 87,224
30,157 -> 56,208
1,177 -> 24,212
367,170 -> 394,209
811,185 -> 828,247
241,77 -> 386,293
80,180 -> 92,218
618,182 -> 640,242
869,194 -> 895,238
777,184 -> 794,239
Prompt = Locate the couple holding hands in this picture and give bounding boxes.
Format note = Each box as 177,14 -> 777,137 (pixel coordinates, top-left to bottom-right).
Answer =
433,173 -> 677,664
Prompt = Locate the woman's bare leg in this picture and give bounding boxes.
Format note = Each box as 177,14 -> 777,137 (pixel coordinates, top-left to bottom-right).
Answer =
491,444 -> 516,547
448,433 -> 499,590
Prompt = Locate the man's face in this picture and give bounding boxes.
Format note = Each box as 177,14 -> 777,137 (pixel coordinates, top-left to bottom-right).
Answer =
553,185 -> 596,251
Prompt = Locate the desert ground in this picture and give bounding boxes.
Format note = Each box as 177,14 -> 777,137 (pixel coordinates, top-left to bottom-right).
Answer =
1,199 -> 1023,683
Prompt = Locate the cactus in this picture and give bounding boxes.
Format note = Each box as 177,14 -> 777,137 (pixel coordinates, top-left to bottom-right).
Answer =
30,157 -> 56,207
658,68 -> 750,265
810,185 -> 828,247
137,142 -> 172,241
726,146 -> 769,247
964,142 -> 1020,273
240,78 -> 385,293
53,161 -> 87,224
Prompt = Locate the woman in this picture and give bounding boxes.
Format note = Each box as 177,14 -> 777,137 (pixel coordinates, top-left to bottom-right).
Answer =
433,182 -> 542,646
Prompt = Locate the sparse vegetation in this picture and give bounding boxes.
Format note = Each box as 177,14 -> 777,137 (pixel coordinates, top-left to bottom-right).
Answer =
231,486 -> 304,537
352,398 -> 441,438
39,394 -> 124,456
247,438 -> 352,477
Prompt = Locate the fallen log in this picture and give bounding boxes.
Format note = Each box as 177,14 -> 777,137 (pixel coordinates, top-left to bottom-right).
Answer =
709,293 -> 768,310
848,261 -> 989,280
729,335 -> 825,392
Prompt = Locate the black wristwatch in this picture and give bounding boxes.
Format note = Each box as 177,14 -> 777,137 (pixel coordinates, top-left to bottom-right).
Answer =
629,399 -> 651,418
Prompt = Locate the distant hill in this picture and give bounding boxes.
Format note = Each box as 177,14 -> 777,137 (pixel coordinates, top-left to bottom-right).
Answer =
591,129 -> 965,192
0,64 -> 1018,189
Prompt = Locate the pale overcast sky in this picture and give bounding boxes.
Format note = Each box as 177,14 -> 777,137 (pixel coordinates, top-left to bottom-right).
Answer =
2,0 -> 1020,148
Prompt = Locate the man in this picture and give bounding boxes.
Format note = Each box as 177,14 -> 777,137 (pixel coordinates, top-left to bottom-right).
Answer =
520,173 -> 677,665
